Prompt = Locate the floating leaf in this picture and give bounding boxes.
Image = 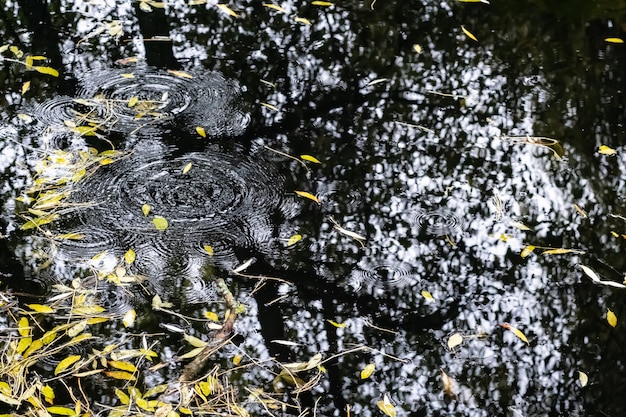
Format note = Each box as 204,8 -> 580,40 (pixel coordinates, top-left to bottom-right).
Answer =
182,162 -> 192,174
295,190 -> 320,203
25,304 -> 55,314
300,154 -> 321,164
203,245 -> 214,256
377,394 -> 396,417
232,257 -> 255,273
32,66 -> 59,77
46,406 -> 76,416
205,311 -> 219,322
184,334 -> 208,348
263,3 -> 286,12
520,245 -> 535,258
287,234 -> 302,246
217,4 -> 239,17
42,384 -> 55,404
167,69 -> 193,79
55,355 -> 82,375
607,309 -> 617,328
413,44 -> 422,53
123,309 -> 136,328
598,145 -> 617,155
283,353 -> 322,372
105,370 -> 137,381
360,363 -> 375,379
294,17 -> 311,25
233,354 -> 243,365
447,333 -> 463,350
510,221 -> 532,231
573,203 -> 588,218
196,126 -> 206,138
124,248 -> 136,264
421,290 -> 435,302
152,216 -> 168,231
441,370 -> 457,400
500,323 -> 529,344
54,233 -> 85,241
579,264 -> 601,283
578,371 -> 588,387
142,204 -> 151,216
21,80 -> 30,95
541,248 -> 584,255
108,360 -> 137,373
327,320 -> 347,328
18,317 -> 30,337
605,37 -> 624,43
461,25 -> 478,42
312,1 -> 333,5
260,102 -> 278,111
128,96 -> 139,107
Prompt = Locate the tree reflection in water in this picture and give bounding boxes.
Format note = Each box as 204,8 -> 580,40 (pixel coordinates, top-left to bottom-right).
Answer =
0,0 -> 625,416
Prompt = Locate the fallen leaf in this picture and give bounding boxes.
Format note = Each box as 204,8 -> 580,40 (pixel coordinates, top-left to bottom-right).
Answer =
607,309 -> 617,328
598,145 -> 617,155
124,248 -> 136,264
441,370 -> 457,400
142,204 -> 151,216
500,323 -> 529,344
300,154 -> 321,164
295,190 -> 320,203
605,37 -> 624,43
360,363 -> 375,379
287,234 -> 302,246
55,355 -> 82,375
376,393 -> 396,417
520,245 -> 535,258
152,216 -> 168,231
122,309 -> 136,327
327,320 -> 347,328
196,126 -> 206,138
217,4 -> 239,17
578,371 -> 588,387
579,264 -> 601,283
182,162 -> 192,174
421,290 -> 435,302
447,333 -> 463,350
461,25 -> 478,42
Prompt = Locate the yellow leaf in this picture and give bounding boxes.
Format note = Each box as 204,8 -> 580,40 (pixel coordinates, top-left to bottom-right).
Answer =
260,102 -> 278,111
510,221 -> 532,231
123,309 -> 136,327
203,245 -> 214,256
263,3 -> 286,12
294,17 -> 312,25
67,321 -> 87,338
178,346 -> 205,360
25,303 -> 55,313
72,305 -> 105,315
598,145 -> 617,155
421,290 -> 435,302
16,336 -> 32,354
413,44 -> 422,54
32,66 -> 59,77
184,334 -> 208,348
182,162 -> 192,174
520,245 -> 535,258
167,69 -> 193,79
376,394 -> 396,417
447,333 -> 463,350
360,363 -> 375,379
105,371 -> 137,381
128,96 -> 139,107
142,204 -> 151,216
327,320 -> 347,328
54,233 -> 85,241
55,355 -> 82,375
18,317 -> 30,336
605,37 -> 624,43
578,371 -> 588,387
205,311 -> 219,321
42,329 -> 57,344
46,406 -> 76,416
42,384 -> 55,404
115,388 -> 130,405
295,190 -> 320,203
196,126 -> 206,138
124,248 -> 136,264
459,0 -> 490,3
573,203 -> 588,218
441,369 -> 457,399
541,248 -> 584,255
287,234 -> 302,246
153,216 -> 168,230
217,4 -> 239,17
500,323 -> 529,344
300,154 -> 321,164
461,25 -> 478,42
607,309 -> 617,328
312,1 -> 333,5
233,354 -> 242,365
21,80 -> 31,95
108,360 -> 137,373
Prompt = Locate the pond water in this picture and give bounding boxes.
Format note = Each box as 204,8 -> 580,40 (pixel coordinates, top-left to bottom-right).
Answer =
1,1 -> 626,416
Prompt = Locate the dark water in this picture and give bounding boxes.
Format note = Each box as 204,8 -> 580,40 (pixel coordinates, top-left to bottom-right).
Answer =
1,0 -> 626,416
